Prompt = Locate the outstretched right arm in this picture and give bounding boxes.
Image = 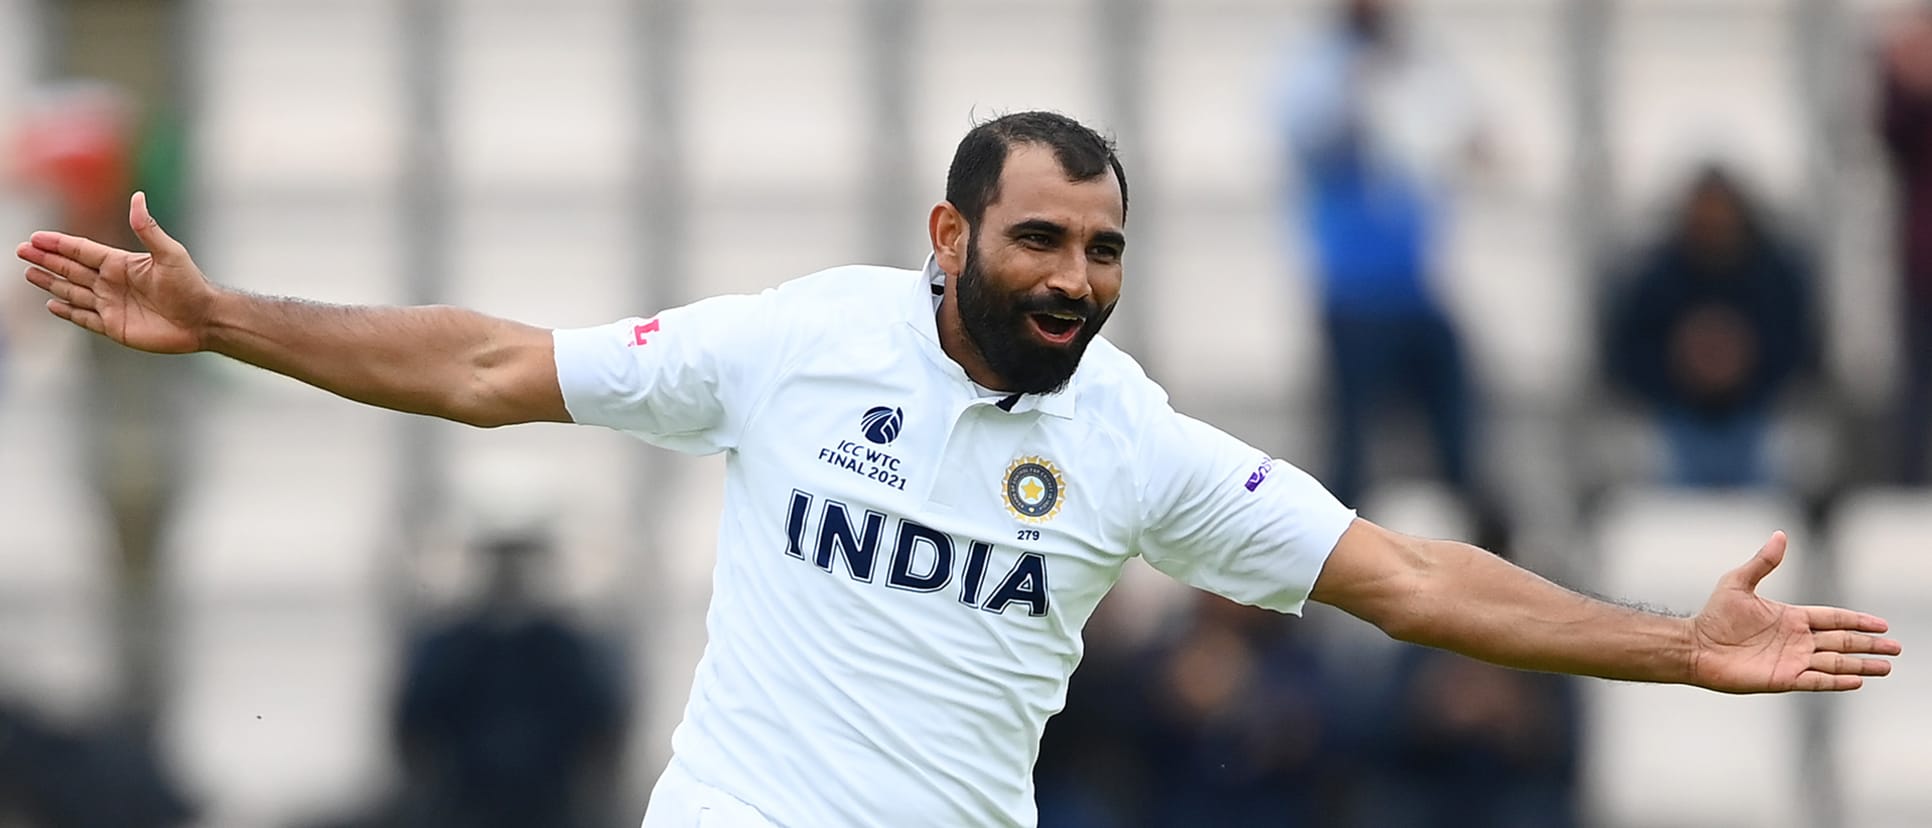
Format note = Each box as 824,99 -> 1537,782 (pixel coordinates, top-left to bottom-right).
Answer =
195,294 -> 566,428
16,192 -> 567,428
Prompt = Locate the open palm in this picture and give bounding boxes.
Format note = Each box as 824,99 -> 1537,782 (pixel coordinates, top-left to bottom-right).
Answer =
1690,531 -> 1900,693
16,192 -> 214,354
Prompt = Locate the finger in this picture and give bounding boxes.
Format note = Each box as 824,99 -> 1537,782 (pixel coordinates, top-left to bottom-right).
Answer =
38,273 -> 98,311
1814,630 -> 1905,656
17,244 -> 101,287
130,191 -> 186,258
1793,671 -> 1863,692
23,265 -> 55,292
29,230 -> 118,270
46,299 -> 105,336
1809,651 -> 1894,677
1805,605 -> 1890,633
1725,531 -> 1787,592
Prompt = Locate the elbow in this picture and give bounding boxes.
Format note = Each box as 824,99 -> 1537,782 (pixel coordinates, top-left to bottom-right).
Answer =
450,332 -> 558,429
1374,596 -> 1433,646
446,377 -> 521,429
1364,541 -> 1443,646
457,409 -> 517,430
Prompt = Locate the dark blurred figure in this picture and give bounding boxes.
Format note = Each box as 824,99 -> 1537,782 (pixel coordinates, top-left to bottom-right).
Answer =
381,529 -> 630,828
1279,0 -> 1487,509
1038,593 -> 1341,828
1034,595 -> 1159,828
0,701 -> 195,827
1137,595 -> 1337,827
11,79 -> 192,721
1354,645 -> 1579,828
1879,4 -> 1932,484
1606,165 -> 1815,488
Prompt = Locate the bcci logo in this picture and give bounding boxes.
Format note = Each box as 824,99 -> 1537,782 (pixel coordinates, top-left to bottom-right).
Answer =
1003,456 -> 1065,523
861,406 -> 904,445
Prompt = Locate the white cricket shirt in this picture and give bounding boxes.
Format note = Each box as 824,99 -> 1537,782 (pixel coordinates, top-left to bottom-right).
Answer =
553,260 -> 1356,827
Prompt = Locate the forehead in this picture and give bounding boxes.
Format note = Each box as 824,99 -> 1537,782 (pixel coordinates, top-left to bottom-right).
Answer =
985,144 -> 1125,230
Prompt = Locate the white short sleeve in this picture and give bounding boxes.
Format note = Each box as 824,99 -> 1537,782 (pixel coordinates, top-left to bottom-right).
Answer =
552,291 -> 778,454
1133,411 -> 1356,614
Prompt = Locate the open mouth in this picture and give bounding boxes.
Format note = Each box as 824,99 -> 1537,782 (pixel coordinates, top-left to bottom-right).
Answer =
1028,312 -> 1085,346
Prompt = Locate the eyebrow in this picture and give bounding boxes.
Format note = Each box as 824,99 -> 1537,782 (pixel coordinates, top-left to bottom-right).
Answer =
1008,218 -> 1127,251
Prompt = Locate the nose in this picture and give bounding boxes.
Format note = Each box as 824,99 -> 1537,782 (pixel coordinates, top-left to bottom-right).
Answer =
1041,254 -> 1092,302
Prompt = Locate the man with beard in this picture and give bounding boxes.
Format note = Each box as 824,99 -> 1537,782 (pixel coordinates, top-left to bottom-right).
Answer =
16,112 -> 1901,828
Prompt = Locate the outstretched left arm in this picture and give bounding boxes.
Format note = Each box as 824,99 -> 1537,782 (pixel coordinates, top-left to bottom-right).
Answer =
1310,520 -> 1901,693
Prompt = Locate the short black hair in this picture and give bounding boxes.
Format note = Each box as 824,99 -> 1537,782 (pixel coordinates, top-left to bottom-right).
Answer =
944,111 -> 1128,228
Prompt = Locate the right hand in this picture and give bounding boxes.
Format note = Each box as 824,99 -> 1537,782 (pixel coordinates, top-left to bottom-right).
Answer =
16,191 -> 216,354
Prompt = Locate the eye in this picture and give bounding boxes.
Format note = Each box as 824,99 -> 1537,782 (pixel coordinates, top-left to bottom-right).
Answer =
1088,245 -> 1122,263
1019,233 -> 1053,249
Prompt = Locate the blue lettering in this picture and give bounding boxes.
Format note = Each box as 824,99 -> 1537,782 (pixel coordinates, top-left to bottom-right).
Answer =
887,522 -> 952,592
785,490 -> 812,560
780,491 -> 1051,618
982,552 -> 1050,617
958,541 -> 993,607
815,500 -> 885,582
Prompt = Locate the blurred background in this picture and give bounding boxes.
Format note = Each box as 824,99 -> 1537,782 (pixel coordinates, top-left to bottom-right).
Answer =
0,0 -> 1928,826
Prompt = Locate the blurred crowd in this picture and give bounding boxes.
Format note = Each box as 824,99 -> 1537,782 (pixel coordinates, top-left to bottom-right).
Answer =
2,0 -> 1929,826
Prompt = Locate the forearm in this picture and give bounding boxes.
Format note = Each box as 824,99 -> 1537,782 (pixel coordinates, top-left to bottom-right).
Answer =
202,289 -> 564,427
1387,539 -> 1697,684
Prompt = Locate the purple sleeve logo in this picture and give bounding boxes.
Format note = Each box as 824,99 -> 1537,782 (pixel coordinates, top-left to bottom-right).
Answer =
1244,459 -> 1276,492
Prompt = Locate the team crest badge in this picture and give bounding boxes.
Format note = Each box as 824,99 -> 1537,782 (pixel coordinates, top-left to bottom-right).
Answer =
1003,456 -> 1066,523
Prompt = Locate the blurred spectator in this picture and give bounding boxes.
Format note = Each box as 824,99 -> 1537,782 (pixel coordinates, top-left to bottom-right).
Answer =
1037,593 -> 1343,828
1606,165 -> 1815,488
1355,646 -> 1579,828
10,83 -> 135,237
1352,563 -> 1576,826
10,80 -> 192,719
1135,595 -> 1338,827
380,528 -> 630,828
1879,4 -> 1932,484
1035,595 -> 1160,828
1278,0 -> 1487,509
0,700 -> 195,827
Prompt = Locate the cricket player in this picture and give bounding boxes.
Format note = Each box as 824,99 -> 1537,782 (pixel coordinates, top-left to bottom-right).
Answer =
16,112 -> 1900,828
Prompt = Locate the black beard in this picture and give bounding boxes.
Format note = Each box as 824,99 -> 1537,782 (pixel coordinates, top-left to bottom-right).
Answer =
954,237 -> 1114,395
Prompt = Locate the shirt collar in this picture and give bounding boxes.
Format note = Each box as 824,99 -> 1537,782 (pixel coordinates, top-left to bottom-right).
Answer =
904,256 -> 1078,420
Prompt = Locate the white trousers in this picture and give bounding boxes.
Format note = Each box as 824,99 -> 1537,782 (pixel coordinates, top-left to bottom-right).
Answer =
640,760 -> 781,828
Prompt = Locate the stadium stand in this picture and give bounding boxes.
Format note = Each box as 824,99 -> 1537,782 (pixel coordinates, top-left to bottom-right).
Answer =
688,0 -> 868,205
1826,489 -> 1932,827
158,402 -> 400,826
0,0 -> 119,728
0,388 -> 118,720
167,1 -> 409,823
447,0 -> 636,200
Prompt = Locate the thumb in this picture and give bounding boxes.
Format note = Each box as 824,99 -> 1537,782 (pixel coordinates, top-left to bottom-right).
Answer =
129,191 -> 186,258
1725,531 -> 1787,593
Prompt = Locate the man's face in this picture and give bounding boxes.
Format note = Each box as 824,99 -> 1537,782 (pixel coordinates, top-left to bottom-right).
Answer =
1346,0 -> 1393,43
953,145 -> 1126,395
1685,180 -> 1745,264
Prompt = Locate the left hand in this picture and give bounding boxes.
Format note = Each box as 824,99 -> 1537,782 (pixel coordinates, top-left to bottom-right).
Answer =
1689,531 -> 1901,693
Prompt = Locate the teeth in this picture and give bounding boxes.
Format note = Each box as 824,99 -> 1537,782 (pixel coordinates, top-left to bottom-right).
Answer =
1045,312 -> 1082,322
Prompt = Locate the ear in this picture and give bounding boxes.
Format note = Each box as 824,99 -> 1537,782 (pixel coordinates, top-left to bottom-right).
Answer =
929,202 -> 969,277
